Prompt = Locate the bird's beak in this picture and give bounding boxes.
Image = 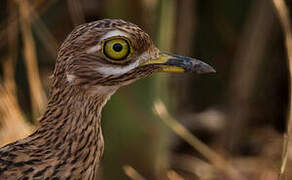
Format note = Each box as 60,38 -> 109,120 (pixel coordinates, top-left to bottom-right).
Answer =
141,51 -> 215,74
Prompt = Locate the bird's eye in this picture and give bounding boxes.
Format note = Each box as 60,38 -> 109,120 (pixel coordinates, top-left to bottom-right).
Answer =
103,38 -> 131,60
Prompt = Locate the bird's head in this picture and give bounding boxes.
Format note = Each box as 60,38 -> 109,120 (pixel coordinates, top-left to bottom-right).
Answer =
53,19 -> 215,95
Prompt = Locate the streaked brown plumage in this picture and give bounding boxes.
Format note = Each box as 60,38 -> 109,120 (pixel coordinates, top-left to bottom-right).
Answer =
0,19 -> 215,179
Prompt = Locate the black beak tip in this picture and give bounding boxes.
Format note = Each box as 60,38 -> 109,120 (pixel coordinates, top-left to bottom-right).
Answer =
193,62 -> 216,74
208,66 -> 216,73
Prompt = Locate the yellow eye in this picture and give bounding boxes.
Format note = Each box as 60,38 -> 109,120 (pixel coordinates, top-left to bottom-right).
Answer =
103,38 -> 131,60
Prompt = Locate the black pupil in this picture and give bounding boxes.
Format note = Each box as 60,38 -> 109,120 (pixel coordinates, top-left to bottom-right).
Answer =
113,43 -> 123,52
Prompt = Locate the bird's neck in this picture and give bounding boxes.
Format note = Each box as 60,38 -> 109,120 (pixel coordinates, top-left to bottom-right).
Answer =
28,84 -> 114,178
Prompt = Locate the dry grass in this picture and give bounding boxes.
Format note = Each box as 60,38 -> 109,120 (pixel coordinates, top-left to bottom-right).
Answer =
271,0 -> 292,179
0,84 -> 33,145
0,0 -> 56,145
4,0 -> 19,97
67,0 -> 86,26
18,0 -> 47,120
153,100 -> 247,180
0,1 -> 34,146
123,165 -> 147,180
0,0 -> 59,50
166,170 -> 184,180
27,5 -> 59,58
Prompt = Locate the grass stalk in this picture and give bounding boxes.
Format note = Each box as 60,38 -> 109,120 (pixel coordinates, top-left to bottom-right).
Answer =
18,0 -> 47,120
153,100 -> 247,180
271,0 -> 292,179
0,84 -> 33,145
123,165 -> 147,180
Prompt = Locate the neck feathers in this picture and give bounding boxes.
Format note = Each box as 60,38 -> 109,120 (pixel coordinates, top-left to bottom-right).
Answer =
0,80 -> 114,179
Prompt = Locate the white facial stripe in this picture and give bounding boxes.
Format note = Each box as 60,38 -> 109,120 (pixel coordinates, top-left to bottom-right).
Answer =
136,51 -> 152,64
100,30 -> 129,41
96,52 -> 152,76
66,74 -> 75,83
96,60 -> 140,76
86,44 -> 101,54
86,30 -> 129,54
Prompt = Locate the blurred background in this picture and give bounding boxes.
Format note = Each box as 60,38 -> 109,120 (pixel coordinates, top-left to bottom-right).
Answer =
0,0 -> 291,179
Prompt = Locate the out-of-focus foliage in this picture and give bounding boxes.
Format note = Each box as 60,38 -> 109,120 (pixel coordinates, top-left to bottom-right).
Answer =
0,0 -> 291,179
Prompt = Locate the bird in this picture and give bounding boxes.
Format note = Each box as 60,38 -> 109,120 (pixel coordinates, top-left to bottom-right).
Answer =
0,19 -> 215,179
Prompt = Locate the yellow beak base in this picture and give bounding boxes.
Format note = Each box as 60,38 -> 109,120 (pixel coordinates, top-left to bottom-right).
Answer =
140,52 -> 215,74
